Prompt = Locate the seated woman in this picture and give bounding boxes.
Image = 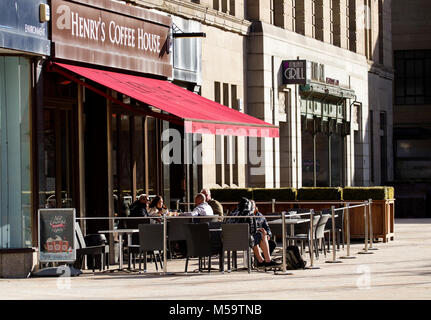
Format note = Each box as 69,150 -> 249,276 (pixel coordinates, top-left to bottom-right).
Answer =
250,200 -> 280,268
147,195 -> 169,223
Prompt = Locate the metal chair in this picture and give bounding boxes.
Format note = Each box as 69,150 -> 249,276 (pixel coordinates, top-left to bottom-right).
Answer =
167,217 -> 193,258
221,223 -> 252,273
314,214 -> 330,259
184,223 -> 214,273
322,208 -> 345,251
74,222 -> 109,272
285,214 -> 320,260
137,224 -> 164,273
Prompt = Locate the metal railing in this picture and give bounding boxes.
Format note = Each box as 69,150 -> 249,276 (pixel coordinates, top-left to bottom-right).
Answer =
75,199 -> 375,275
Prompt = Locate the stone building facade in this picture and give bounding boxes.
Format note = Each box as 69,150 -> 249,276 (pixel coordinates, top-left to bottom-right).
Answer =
392,0 -> 431,217
132,0 -> 393,189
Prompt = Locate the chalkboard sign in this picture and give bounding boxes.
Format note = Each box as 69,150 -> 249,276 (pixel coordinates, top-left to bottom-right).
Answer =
38,209 -> 76,263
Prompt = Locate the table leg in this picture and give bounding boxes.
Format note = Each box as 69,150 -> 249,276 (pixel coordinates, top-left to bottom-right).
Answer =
119,233 -> 123,270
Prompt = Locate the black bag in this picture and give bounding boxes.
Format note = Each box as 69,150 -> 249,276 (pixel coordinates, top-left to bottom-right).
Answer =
285,245 -> 307,269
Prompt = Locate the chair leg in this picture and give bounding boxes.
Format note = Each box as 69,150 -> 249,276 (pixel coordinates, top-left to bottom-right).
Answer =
208,256 -> 211,272
128,250 -> 131,270
337,231 -> 340,250
144,252 -> 147,272
139,252 -> 142,272
227,251 -> 231,272
158,251 -> 163,269
307,241 -> 312,261
247,249 -> 251,274
154,253 -> 159,271
92,255 -> 95,273
323,238 -> 327,258
101,253 -> 105,271
185,257 -> 189,273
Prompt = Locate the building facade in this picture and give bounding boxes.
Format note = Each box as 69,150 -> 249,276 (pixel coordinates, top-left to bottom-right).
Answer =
0,0 -> 395,276
245,0 -> 393,188
392,0 -> 431,217
0,0 -> 50,276
134,0 -> 393,190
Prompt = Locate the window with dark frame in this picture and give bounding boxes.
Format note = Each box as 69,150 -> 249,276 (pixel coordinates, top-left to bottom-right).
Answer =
394,50 -> 431,105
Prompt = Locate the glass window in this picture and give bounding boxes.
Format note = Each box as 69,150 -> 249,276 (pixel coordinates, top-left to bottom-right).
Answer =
301,130 -> 314,186
316,132 -> 329,186
394,50 -> 431,105
135,117 -> 145,196
0,56 -> 32,248
147,117 -> 158,196
331,134 -> 343,186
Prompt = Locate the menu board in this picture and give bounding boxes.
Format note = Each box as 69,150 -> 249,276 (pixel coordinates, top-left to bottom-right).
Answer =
38,209 -> 76,263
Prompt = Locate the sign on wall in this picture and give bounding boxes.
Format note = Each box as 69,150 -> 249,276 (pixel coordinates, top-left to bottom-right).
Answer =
51,0 -> 172,77
38,208 -> 76,263
282,60 -> 307,85
0,0 -> 50,55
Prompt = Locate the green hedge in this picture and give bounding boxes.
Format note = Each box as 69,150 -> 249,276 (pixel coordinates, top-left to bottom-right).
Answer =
210,188 -> 253,202
210,186 -> 394,202
297,187 -> 343,200
252,188 -> 297,201
343,187 -> 394,200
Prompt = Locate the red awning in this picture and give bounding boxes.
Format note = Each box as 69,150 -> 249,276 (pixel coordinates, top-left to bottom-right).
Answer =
51,62 -> 279,138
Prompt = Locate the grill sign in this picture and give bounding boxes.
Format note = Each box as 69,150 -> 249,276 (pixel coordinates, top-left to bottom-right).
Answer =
282,60 -> 307,85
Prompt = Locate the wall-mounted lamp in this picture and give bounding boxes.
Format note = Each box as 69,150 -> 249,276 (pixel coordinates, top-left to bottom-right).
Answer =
171,23 -> 206,38
172,32 -> 206,38
39,3 -> 50,22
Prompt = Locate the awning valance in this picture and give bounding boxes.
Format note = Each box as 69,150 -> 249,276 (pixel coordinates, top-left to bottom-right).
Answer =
51,62 -> 279,138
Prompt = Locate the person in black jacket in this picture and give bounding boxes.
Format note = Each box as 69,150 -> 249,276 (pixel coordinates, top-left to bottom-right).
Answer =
129,194 -> 149,218
250,200 -> 280,268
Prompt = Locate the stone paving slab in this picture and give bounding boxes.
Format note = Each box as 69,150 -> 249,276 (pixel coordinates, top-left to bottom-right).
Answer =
0,219 -> 430,300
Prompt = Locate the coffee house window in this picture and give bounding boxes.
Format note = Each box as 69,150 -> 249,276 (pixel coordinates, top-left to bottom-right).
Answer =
394,50 -> 431,105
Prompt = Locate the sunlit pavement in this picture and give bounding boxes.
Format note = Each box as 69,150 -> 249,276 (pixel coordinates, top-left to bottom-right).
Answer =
1,219 -> 430,300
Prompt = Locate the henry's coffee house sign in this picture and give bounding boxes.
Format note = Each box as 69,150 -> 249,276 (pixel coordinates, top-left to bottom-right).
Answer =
51,0 -> 172,77
282,60 -> 307,85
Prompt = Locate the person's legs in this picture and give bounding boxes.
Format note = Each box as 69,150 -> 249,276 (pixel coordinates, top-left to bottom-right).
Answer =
253,245 -> 264,263
259,237 -> 271,263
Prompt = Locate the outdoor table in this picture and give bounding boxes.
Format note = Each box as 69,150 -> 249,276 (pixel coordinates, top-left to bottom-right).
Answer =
268,218 -> 310,246
98,229 -> 138,270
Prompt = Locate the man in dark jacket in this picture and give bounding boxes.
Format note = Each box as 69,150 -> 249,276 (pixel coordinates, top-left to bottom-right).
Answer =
129,194 -> 149,217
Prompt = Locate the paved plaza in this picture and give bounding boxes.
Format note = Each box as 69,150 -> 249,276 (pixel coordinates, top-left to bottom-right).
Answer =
1,219 -> 430,300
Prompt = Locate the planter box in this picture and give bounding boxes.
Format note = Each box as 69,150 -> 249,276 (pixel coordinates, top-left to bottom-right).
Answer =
347,199 -> 395,243
0,248 -> 38,278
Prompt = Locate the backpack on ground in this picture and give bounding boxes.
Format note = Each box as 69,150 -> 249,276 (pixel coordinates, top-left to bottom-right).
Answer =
285,245 -> 307,270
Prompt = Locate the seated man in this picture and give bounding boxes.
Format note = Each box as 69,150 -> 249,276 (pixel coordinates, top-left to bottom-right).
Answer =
180,193 -> 214,219
129,194 -> 149,217
191,193 -> 214,217
200,188 -> 223,220
250,200 -> 280,268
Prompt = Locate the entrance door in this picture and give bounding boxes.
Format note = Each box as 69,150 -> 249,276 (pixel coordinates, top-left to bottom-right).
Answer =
40,105 -> 77,209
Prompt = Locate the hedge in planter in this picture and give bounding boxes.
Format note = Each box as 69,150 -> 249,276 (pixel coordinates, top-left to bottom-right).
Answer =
252,188 -> 297,201
343,187 -> 395,200
210,188 -> 253,202
297,187 -> 343,201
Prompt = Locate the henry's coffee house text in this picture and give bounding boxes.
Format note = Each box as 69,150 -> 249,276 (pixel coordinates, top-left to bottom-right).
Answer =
52,0 -> 172,76
56,4 -> 161,52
